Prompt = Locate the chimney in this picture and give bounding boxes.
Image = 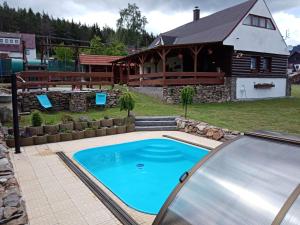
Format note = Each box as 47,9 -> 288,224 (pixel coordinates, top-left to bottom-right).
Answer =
193,6 -> 200,21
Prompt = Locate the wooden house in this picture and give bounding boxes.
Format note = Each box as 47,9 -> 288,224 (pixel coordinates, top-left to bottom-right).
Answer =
112,0 -> 290,102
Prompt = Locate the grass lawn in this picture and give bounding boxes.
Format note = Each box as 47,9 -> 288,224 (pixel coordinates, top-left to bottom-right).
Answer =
18,85 -> 300,135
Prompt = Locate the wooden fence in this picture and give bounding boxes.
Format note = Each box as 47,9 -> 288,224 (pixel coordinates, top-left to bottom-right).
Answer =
17,71 -> 113,90
128,72 -> 225,86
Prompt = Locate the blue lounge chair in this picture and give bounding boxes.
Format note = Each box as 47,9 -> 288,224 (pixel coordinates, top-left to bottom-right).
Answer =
96,92 -> 107,106
36,94 -> 52,109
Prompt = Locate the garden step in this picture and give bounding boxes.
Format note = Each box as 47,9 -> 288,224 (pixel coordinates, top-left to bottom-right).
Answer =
135,116 -> 178,121
135,120 -> 177,126
135,126 -> 178,131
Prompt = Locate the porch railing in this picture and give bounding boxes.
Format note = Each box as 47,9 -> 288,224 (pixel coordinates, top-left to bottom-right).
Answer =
128,72 -> 225,86
17,71 -> 113,90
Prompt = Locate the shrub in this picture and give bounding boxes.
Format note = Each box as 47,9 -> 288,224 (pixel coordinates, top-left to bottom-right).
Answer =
119,91 -> 135,117
180,86 -> 195,119
61,114 -> 74,124
31,111 -> 43,127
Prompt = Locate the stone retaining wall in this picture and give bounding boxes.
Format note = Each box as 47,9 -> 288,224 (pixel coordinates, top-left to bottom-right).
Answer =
163,77 -> 234,104
18,89 -> 122,112
0,128 -> 28,225
176,117 -> 241,142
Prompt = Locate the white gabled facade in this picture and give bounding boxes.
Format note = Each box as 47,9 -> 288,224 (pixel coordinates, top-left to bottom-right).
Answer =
223,0 -> 289,56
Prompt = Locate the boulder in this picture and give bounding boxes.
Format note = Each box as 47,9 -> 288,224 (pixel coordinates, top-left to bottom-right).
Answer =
3,206 -> 18,219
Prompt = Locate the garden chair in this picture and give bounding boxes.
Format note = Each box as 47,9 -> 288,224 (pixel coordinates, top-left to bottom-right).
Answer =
95,92 -> 107,109
36,94 -> 53,110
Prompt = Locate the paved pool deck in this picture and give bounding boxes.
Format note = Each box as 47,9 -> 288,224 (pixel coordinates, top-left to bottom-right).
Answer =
10,131 -> 222,225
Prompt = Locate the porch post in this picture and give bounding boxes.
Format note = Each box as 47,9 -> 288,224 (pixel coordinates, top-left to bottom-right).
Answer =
138,55 -> 146,87
120,64 -> 124,84
127,60 -> 131,85
190,46 -> 203,72
157,47 -> 170,86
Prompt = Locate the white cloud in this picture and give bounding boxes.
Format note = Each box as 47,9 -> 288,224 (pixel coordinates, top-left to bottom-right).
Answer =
273,12 -> 300,46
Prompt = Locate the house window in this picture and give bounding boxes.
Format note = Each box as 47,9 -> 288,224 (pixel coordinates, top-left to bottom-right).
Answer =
250,56 -> 260,71
0,38 -> 3,43
243,14 -> 275,30
14,39 -> 19,44
25,49 -> 30,55
9,39 -> 13,44
5,39 -> 8,43
262,57 -> 271,72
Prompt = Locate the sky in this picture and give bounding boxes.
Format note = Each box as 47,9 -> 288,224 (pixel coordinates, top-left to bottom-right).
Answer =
2,0 -> 300,46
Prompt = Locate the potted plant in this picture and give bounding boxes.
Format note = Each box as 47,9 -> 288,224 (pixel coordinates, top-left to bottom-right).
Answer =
116,125 -> 126,134
180,86 -> 195,119
72,130 -> 85,140
47,131 -> 61,143
20,131 -> 34,146
113,118 -> 125,126
59,114 -> 74,131
60,129 -> 73,142
119,90 -> 135,117
5,135 -> 15,148
88,119 -> 100,129
100,116 -> 113,127
44,120 -> 59,135
96,127 -> 107,137
106,126 -> 117,135
26,111 -> 44,136
74,116 -> 89,131
33,134 -> 48,145
84,128 -> 96,138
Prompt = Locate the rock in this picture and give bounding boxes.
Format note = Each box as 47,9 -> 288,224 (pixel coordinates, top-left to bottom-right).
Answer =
78,116 -> 90,122
178,121 -> 186,129
0,207 -> 3,220
212,130 -> 224,141
205,129 -> 215,138
3,206 -> 18,219
224,134 -> 238,140
231,130 -> 240,135
3,193 -> 20,207
196,125 -> 207,133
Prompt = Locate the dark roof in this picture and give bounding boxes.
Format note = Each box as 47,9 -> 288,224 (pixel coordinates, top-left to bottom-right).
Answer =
79,54 -> 122,65
149,0 -> 257,48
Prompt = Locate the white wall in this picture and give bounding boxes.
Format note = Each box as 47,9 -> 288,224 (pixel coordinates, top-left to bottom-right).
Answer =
26,49 -> 37,60
236,77 -> 287,99
224,0 -> 289,55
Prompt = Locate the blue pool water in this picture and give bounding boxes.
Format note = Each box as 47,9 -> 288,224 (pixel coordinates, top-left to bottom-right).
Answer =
73,138 -> 209,214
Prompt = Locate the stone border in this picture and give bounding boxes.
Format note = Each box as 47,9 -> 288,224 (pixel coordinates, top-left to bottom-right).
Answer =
176,117 -> 241,142
0,129 -> 28,225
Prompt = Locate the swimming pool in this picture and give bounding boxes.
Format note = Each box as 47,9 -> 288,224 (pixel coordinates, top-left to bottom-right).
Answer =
73,138 -> 209,214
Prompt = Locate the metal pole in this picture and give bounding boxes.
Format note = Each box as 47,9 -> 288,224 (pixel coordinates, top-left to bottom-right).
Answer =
11,73 -> 21,154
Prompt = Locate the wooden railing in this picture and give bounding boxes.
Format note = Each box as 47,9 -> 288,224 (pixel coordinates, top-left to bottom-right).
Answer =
128,72 -> 225,86
17,71 -> 113,90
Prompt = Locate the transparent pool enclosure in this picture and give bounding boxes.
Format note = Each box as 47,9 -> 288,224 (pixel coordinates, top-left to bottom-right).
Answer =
154,132 -> 300,225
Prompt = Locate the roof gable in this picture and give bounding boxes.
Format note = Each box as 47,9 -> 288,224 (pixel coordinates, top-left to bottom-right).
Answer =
223,0 -> 289,55
149,0 -> 257,48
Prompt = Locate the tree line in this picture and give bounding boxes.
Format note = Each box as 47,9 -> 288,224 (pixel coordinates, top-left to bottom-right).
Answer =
0,2 -> 156,56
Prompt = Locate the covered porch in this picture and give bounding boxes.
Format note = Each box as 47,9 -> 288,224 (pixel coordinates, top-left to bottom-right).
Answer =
112,43 -> 232,87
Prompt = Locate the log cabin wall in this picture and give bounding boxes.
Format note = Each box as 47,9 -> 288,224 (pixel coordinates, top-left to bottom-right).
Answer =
232,51 -> 288,78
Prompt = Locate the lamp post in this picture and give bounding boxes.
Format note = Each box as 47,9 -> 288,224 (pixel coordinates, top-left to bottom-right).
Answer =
11,73 -> 21,154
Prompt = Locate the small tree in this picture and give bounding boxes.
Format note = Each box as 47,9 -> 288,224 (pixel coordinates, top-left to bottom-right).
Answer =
119,91 -> 135,117
54,43 -> 74,62
31,111 -> 43,127
180,86 -> 195,119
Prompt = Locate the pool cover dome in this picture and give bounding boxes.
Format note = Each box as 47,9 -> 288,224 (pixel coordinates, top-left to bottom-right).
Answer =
153,132 -> 300,225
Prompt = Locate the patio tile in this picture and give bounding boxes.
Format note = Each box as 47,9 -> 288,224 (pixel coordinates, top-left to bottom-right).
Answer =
12,131 -> 220,225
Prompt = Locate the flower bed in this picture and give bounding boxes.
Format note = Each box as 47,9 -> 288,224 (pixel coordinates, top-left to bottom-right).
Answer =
5,116 -> 135,146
